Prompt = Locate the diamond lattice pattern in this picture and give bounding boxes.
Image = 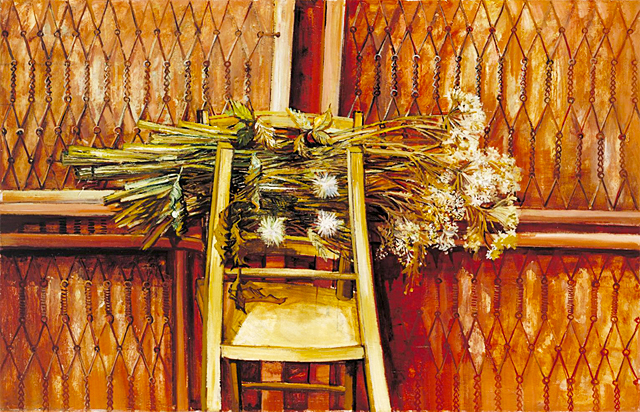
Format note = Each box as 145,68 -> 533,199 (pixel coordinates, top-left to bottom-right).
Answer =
0,0 -> 276,190
340,0 -> 639,210
0,251 -> 173,411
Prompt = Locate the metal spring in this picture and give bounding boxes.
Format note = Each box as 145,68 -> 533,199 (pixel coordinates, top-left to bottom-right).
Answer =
567,59 -> 575,104
471,274 -> 479,318
28,59 -> 36,103
163,61 -> 171,103
596,132 -> 605,180
475,56 -> 483,97
62,373 -> 70,410
591,279 -> 599,321
184,60 -> 192,104
123,61 -> 131,103
45,60 -> 52,103
128,376 -> 135,410
497,57 -> 504,101
40,276 -> 48,322
224,60 -> 232,101
104,280 -> 113,320
243,60 -> 251,101
567,277 -> 575,320
435,373 -> 444,412
613,381 -> 620,412
529,126 -> 536,178
592,380 -> 600,412
17,378 -> 25,410
453,372 -> 460,412
619,134 -> 627,179
508,127 -> 515,157
84,376 -> 90,410
516,375 -> 524,411
42,373 -> 50,409
60,278 -> 69,319
373,54 -> 381,98
83,61 -> 90,103
543,375 -> 550,411
202,60 -> 210,107
143,60 -> 151,104
106,375 -> 114,411
493,273 -> 502,315
452,275 -> 459,317
516,274 -> 524,319
84,280 -> 93,319
494,370 -> 502,412
10,60 -> 16,103
611,282 -> 619,321
103,59 -> 111,104
412,54 -> 420,99
19,276 -> 26,322
610,59 -> 617,104
544,59 -> 553,104
432,55 -> 441,102
455,54 -> 462,89
519,58 -> 528,103
473,374 -> 482,412
567,378 -> 574,411
391,54 -> 399,97
149,377 -> 156,411
575,132 -> 584,179
589,58 -> 597,104
553,131 -> 563,180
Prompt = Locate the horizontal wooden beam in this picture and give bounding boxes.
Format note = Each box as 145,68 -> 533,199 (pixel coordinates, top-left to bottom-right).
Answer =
516,233 -> 640,251
517,209 -> 640,227
0,233 -> 204,252
225,268 -> 356,280
242,382 -> 346,393
0,202 -> 115,216
221,344 -> 365,362
1,190 -> 113,203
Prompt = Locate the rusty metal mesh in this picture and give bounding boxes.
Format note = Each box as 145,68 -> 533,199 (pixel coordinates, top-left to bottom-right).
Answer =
0,251 -> 173,411
379,248 -> 640,411
341,0 -> 640,210
0,0 -> 276,190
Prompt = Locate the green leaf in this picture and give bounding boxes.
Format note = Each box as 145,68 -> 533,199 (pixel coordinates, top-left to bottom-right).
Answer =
236,126 -> 254,148
169,175 -> 187,235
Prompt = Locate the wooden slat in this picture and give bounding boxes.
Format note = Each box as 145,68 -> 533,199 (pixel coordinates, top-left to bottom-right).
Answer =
518,209 -> 640,226
0,233 -> 204,251
221,345 -> 365,362
171,250 -> 189,411
242,382 -> 346,393
0,190 -> 114,203
516,233 -> 640,250
321,0 -> 346,111
224,268 -> 356,280
201,143 -> 235,412
347,146 -> 391,411
270,0 -> 296,111
0,203 -> 115,216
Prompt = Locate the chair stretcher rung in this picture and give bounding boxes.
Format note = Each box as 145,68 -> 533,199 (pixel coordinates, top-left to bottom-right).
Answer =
221,344 -> 365,362
241,382 -> 346,393
224,268 -> 357,280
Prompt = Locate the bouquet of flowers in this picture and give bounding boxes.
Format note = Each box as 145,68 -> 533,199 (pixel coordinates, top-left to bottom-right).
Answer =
63,89 -> 521,291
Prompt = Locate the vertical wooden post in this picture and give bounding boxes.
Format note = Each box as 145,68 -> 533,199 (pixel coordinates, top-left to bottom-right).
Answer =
172,249 -> 189,411
201,143 -> 234,411
270,0 -> 296,111
347,146 -> 391,411
321,0 -> 346,112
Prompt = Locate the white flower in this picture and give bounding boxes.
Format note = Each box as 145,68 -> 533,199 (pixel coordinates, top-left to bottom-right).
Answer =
315,210 -> 343,238
258,216 -> 286,246
312,172 -> 339,199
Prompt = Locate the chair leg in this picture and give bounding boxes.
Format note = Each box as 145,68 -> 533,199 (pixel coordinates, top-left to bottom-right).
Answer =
229,360 -> 242,412
344,361 -> 357,411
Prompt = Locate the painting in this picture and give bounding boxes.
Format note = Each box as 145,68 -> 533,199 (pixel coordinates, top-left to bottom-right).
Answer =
0,1 -> 638,411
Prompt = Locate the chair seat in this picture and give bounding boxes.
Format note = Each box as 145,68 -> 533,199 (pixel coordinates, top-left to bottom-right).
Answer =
222,281 -> 362,361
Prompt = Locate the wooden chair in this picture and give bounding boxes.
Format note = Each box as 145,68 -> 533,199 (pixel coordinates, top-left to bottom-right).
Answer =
199,125 -> 391,411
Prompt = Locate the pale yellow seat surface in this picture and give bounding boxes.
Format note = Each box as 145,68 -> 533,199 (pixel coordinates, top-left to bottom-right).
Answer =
221,281 -> 364,362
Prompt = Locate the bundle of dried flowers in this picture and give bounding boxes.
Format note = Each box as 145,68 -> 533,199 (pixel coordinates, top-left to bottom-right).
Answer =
63,89 -> 521,291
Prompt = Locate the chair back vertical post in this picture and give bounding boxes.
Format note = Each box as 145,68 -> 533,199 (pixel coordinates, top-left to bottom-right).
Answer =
201,142 -> 234,411
347,146 -> 391,411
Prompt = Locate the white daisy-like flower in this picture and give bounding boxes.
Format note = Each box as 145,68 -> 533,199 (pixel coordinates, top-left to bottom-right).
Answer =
312,172 -> 339,199
257,216 -> 286,246
315,210 -> 343,238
